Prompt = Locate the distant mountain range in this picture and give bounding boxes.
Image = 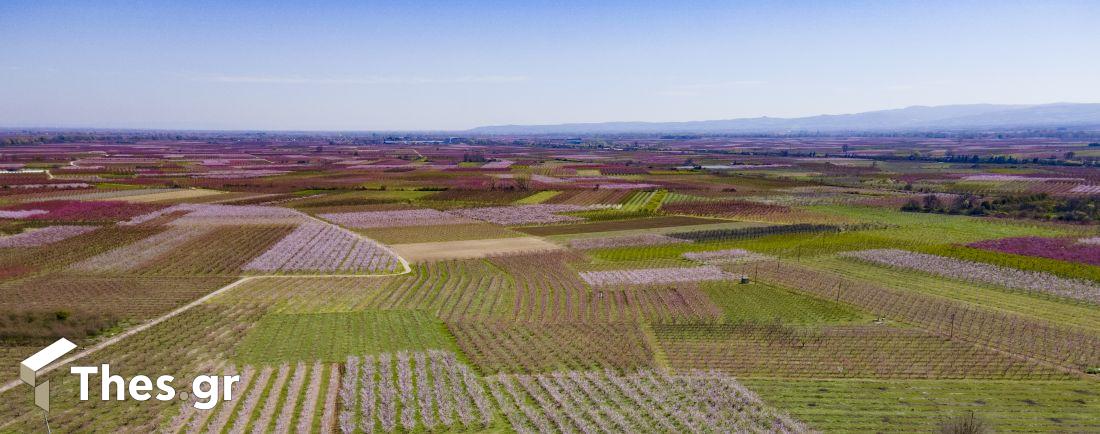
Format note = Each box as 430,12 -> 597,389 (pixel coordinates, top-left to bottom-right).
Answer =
467,103 -> 1100,135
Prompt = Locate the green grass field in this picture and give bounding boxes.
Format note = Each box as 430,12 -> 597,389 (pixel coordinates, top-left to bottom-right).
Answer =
513,190 -> 561,204
702,280 -> 871,324
235,310 -> 459,364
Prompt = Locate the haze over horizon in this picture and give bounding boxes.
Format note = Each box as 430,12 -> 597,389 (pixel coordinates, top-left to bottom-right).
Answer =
2,0 -> 1099,131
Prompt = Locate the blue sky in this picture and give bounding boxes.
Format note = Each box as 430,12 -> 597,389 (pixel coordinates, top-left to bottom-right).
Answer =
1,0 -> 1098,130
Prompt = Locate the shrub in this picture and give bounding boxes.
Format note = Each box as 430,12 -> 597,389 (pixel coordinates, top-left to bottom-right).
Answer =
939,412 -> 992,434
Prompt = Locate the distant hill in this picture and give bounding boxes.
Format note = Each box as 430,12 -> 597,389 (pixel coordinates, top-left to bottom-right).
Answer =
467,103 -> 1100,135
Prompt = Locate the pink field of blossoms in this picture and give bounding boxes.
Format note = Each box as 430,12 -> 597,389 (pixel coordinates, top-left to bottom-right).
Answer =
969,236 -> 1100,267
320,209 -> 475,229
0,200 -> 163,221
69,226 -> 215,272
486,369 -> 808,433
0,225 -> 97,247
243,221 -> 399,273
579,266 -> 736,287
449,204 -> 605,225
123,203 -> 306,225
569,233 -> 687,250
0,209 -> 49,218
339,350 -> 492,433
682,248 -> 770,264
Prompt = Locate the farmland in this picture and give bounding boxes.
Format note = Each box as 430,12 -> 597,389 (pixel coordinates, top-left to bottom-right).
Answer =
0,134 -> 1099,433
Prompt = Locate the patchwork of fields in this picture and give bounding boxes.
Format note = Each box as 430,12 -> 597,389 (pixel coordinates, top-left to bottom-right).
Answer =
1,138 -> 1099,433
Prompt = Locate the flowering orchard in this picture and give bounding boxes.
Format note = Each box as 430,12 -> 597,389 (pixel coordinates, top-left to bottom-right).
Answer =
449,204 -> 607,226
568,233 -> 687,250
449,321 -> 656,374
486,369 -> 809,434
319,208 -> 474,229
579,266 -> 736,287
337,350 -> 493,433
69,226 -> 215,273
243,222 -> 400,273
122,203 -> 306,226
841,249 -> 1100,304
490,253 -> 724,323
0,225 -> 96,248
682,248 -> 769,264
969,236 -> 1100,267
0,200 -> 164,222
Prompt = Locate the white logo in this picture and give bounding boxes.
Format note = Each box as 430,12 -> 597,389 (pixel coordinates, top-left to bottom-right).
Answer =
20,338 -> 77,413
21,338 -> 77,432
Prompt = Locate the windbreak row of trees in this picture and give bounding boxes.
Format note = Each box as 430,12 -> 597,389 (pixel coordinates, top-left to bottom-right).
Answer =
902,193 -> 1100,222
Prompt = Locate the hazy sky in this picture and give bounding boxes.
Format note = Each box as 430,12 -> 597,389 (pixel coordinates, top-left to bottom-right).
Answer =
2,0 -> 1099,130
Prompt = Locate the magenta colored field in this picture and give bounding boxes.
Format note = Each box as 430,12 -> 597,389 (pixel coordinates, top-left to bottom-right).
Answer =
969,236 -> 1100,266
0,200 -> 165,222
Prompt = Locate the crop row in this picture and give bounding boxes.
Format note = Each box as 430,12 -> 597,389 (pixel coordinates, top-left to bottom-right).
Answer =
682,248 -> 769,264
209,262 -> 506,319
744,377 -> 1100,433
449,321 -> 656,374
0,275 -> 234,321
491,253 -> 723,323
219,257 -> 725,324
123,203 -> 307,226
243,222 -> 400,273
69,225 -> 216,273
486,369 -> 809,434
135,224 -> 296,275
579,265 -> 735,286
372,260 -> 512,321
667,223 -> 843,242
234,310 -> 458,364
337,350 -> 493,433
0,225 -> 161,280
319,208 -> 475,229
